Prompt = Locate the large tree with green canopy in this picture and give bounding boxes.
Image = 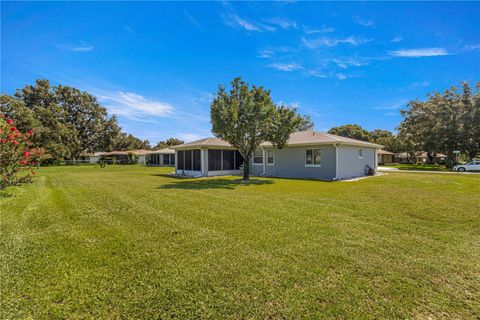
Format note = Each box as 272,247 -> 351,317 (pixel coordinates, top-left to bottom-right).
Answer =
210,77 -> 301,181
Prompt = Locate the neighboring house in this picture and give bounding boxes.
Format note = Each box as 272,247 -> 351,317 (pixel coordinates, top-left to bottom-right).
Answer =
395,152 -> 447,164
146,148 -> 176,166
377,149 -> 395,165
102,150 -> 149,164
171,131 -> 382,180
77,152 -> 107,164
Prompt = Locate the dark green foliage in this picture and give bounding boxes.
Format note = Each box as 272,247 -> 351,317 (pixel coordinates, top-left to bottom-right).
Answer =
398,81 -> 480,166
153,138 -> 184,150
328,124 -> 373,142
211,77 -> 301,180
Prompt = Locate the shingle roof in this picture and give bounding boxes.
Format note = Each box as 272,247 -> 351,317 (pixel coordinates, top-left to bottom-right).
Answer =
147,147 -> 176,154
172,131 -> 383,149
377,149 -> 395,155
103,149 -> 149,156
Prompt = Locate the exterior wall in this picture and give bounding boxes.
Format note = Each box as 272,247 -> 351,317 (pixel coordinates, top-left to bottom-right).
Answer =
89,156 -> 101,164
250,145 -> 337,180
137,155 -> 146,165
337,146 -> 376,179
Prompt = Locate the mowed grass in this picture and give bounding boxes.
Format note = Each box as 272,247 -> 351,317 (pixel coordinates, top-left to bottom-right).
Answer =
1,166 -> 479,319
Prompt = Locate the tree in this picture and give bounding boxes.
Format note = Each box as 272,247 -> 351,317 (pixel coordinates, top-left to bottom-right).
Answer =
1,79 -> 150,160
328,124 -> 372,142
211,77 -> 301,181
296,115 -> 314,131
113,133 -> 151,151
398,81 -> 480,166
369,129 -> 403,153
153,138 -> 184,150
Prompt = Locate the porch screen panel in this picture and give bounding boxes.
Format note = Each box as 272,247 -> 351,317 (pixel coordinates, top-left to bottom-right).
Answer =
234,150 -> 244,169
192,150 -> 201,171
208,150 -> 222,171
222,150 -> 234,170
185,150 -> 193,170
177,151 -> 184,170
163,154 -> 170,165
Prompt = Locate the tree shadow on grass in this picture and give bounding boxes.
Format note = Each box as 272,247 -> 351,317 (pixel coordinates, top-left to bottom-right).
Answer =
158,178 -> 274,190
0,191 -> 13,199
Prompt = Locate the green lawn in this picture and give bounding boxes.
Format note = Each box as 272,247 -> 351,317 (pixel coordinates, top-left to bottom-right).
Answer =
383,163 -> 449,171
1,166 -> 479,319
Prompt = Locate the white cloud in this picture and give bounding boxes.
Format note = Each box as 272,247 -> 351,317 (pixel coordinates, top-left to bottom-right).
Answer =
302,36 -> 372,49
390,36 -> 403,43
410,81 -> 430,88
389,48 -> 449,57
270,62 -> 303,71
302,25 -> 335,34
178,133 -> 204,142
374,100 -> 408,110
354,16 -> 375,27
463,44 -> 480,51
223,12 -> 275,32
61,43 -> 94,52
307,69 -> 327,78
258,50 -> 274,58
185,11 -> 201,29
333,57 -> 370,69
97,91 -> 174,119
263,17 -> 297,29
335,73 -> 347,80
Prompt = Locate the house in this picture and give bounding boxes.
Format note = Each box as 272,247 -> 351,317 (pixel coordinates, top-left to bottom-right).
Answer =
102,150 -> 149,164
171,131 -> 382,180
377,149 -> 395,165
77,152 -> 107,164
395,152 -> 447,164
146,148 -> 176,166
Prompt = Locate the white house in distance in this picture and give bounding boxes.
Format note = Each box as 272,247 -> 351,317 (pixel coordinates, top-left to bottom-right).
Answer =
146,147 -> 176,166
171,131 -> 382,180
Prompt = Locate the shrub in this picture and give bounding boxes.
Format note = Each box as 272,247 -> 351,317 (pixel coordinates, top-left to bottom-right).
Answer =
0,115 -> 45,190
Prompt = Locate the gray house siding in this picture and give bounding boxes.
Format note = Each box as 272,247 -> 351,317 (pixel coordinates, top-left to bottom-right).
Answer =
337,146 -> 376,179
250,145 -> 337,180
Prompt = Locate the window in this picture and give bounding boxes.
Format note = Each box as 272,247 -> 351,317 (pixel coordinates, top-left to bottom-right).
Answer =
208,149 -> 222,171
223,150 -> 235,170
170,154 -> 175,165
358,149 -> 363,158
234,150 -> 244,170
185,150 -> 192,170
306,149 -> 321,166
267,149 -> 274,165
192,150 -> 201,171
253,149 -> 263,164
177,151 -> 184,170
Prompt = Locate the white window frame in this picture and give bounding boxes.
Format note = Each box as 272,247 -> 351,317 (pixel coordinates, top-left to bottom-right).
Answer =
305,148 -> 321,167
253,149 -> 263,165
358,149 -> 363,159
266,149 -> 274,165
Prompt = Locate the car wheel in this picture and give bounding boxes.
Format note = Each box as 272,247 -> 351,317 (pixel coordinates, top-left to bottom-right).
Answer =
458,167 -> 466,172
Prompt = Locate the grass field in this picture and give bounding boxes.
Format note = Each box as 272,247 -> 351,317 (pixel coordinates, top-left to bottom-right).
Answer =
1,166 -> 479,319
382,163 -> 449,171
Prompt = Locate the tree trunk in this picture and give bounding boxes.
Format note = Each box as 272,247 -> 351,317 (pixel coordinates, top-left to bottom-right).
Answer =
243,156 -> 250,181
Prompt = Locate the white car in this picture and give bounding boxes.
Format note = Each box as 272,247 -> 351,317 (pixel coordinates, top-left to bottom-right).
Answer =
454,161 -> 480,172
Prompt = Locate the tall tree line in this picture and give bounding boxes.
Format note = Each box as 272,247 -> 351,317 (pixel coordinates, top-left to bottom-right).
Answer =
0,80 -> 150,160
398,82 -> 479,165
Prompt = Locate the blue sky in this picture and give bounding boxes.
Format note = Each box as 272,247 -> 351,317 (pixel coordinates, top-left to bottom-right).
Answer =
2,1 -> 479,143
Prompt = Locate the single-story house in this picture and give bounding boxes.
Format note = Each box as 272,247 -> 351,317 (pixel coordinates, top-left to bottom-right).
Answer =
102,150 -> 149,164
395,152 -> 447,164
146,148 -> 176,166
171,131 -> 382,180
377,149 -> 395,165
77,152 -> 107,164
